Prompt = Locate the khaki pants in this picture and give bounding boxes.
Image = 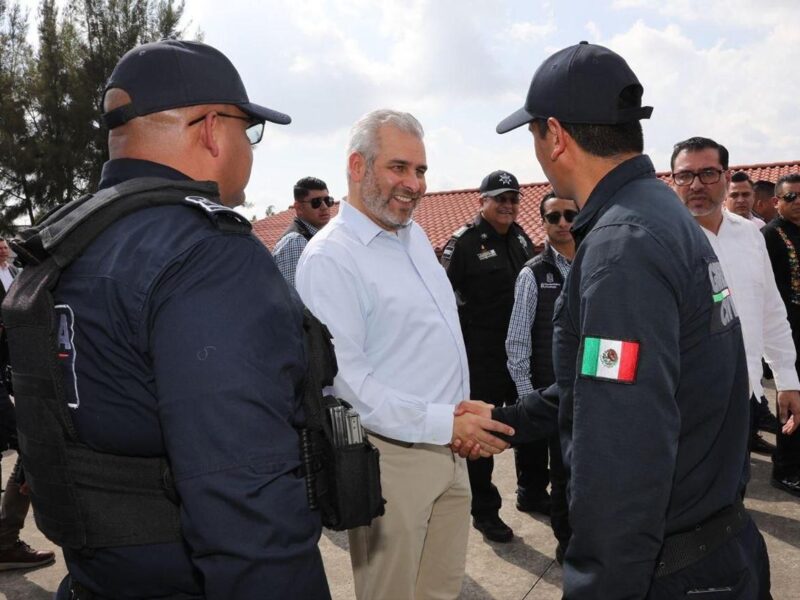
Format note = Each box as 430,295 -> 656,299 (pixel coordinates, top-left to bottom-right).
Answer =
349,435 -> 471,600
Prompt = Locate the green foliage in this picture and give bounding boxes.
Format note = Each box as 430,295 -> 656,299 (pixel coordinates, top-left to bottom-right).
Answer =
0,0 -> 194,233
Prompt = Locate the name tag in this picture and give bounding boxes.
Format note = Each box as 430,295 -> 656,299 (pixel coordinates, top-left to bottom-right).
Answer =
477,249 -> 497,261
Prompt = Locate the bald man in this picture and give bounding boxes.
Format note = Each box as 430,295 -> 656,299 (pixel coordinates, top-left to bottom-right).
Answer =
6,40 -> 330,599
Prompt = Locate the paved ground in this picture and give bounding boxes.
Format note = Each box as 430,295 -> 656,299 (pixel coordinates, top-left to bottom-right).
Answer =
2,392 -> 798,599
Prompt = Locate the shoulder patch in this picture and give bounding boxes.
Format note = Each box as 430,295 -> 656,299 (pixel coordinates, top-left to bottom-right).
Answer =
579,336 -> 640,384
55,304 -> 80,409
183,196 -> 252,232
707,258 -> 738,331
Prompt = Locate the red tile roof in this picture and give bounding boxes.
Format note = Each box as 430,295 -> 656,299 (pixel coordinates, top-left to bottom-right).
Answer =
253,160 -> 800,253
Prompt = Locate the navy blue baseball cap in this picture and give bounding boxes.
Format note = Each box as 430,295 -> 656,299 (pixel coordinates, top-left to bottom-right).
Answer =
102,39 -> 291,129
480,170 -> 520,197
496,41 -> 652,134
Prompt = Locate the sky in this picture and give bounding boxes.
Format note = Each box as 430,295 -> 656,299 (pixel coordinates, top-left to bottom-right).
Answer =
17,0 -> 800,220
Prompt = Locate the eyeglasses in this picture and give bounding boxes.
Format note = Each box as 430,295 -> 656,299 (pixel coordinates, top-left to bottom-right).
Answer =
778,192 -> 799,203
671,168 -> 724,187
544,210 -> 578,224
187,112 -> 265,145
299,196 -> 334,209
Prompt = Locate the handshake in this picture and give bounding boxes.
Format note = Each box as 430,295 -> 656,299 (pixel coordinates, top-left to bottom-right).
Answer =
449,400 -> 515,459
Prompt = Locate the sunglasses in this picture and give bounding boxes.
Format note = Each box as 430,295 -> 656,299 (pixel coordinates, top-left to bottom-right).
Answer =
544,210 -> 578,224
779,192 -> 799,203
299,196 -> 335,209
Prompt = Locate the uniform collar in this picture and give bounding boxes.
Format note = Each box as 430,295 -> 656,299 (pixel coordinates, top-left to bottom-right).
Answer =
98,159 -> 191,190
570,154 -> 656,244
474,212 -> 515,239
776,216 -> 800,234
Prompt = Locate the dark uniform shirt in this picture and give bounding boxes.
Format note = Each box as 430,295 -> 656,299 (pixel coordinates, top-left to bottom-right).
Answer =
442,214 -> 533,400
57,159 -> 329,599
495,155 -> 750,598
762,216 -> 800,338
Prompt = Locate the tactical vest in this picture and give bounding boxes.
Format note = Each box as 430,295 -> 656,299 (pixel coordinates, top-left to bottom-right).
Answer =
1,178 -> 254,550
280,217 -> 315,242
525,246 -> 564,388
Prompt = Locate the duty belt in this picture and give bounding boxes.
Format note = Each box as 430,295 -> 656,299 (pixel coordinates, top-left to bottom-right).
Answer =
654,501 -> 749,578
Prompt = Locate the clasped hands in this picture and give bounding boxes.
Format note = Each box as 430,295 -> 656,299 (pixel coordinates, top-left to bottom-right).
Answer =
449,400 -> 514,460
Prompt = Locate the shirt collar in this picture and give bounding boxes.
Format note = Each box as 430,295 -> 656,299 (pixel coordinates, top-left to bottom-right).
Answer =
298,219 -> 319,236
546,242 -> 572,265
571,154 -> 656,244
98,158 -> 191,190
339,200 -> 410,246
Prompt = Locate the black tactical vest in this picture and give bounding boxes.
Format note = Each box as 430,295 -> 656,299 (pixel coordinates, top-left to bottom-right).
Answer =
1,178 -> 252,550
280,217 -> 315,242
525,245 -> 564,388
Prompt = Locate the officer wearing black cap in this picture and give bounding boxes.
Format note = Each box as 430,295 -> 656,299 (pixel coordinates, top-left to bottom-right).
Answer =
441,170 -> 535,543
476,41 -> 770,597
8,40 -> 330,599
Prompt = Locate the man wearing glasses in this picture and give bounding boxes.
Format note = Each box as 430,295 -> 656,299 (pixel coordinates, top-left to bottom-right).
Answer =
671,137 -> 800,465
505,191 -> 577,563
441,170 -> 536,543
273,177 -> 333,287
10,40 -> 330,599
762,173 -> 800,497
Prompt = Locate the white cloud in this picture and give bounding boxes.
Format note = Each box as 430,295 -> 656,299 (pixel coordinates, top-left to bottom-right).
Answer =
509,20 -> 556,41
600,18 -> 800,170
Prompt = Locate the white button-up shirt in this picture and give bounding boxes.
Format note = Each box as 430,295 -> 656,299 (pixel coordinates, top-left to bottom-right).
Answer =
296,201 -> 470,444
702,211 -> 800,397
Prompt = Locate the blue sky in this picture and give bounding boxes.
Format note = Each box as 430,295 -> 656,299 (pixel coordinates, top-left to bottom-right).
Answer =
18,0 -> 800,219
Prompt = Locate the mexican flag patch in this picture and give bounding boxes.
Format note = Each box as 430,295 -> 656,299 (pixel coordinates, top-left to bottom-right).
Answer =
580,336 -> 640,384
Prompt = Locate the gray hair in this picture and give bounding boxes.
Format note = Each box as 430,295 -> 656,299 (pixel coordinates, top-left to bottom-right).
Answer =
347,109 -> 424,170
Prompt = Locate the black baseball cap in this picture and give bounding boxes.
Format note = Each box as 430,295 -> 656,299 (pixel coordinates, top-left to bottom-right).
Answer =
102,39 -> 291,129
480,170 -> 520,197
496,41 -> 652,134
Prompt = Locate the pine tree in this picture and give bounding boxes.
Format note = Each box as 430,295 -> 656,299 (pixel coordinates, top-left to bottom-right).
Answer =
0,0 -> 193,233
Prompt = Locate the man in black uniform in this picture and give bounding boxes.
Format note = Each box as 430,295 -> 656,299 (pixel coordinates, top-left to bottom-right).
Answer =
470,41 -> 772,598
762,173 -> 800,497
441,170 -> 535,543
6,40 -> 330,599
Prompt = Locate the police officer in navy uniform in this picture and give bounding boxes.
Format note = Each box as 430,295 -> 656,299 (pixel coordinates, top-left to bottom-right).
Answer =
457,42 -> 772,598
441,171 -> 536,543
13,40 -> 330,599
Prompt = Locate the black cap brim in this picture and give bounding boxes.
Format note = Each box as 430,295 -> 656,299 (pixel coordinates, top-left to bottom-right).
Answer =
240,102 -> 292,125
496,106 -> 536,134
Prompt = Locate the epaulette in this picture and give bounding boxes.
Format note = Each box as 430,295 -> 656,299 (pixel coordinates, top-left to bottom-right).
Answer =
450,222 -> 474,240
441,223 -> 473,269
182,195 -> 253,233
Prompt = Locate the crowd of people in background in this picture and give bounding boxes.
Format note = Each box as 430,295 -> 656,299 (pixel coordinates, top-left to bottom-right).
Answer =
0,35 -> 797,600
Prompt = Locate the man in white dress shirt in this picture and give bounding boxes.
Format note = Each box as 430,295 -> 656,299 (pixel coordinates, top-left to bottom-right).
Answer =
671,137 -> 800,458
296,109 -> 513,600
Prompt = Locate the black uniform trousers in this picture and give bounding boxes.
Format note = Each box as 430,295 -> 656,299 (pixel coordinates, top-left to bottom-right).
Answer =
773,323 -> 800,477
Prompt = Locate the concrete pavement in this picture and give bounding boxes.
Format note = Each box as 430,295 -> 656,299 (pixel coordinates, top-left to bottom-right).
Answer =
1,413 -> 798,599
